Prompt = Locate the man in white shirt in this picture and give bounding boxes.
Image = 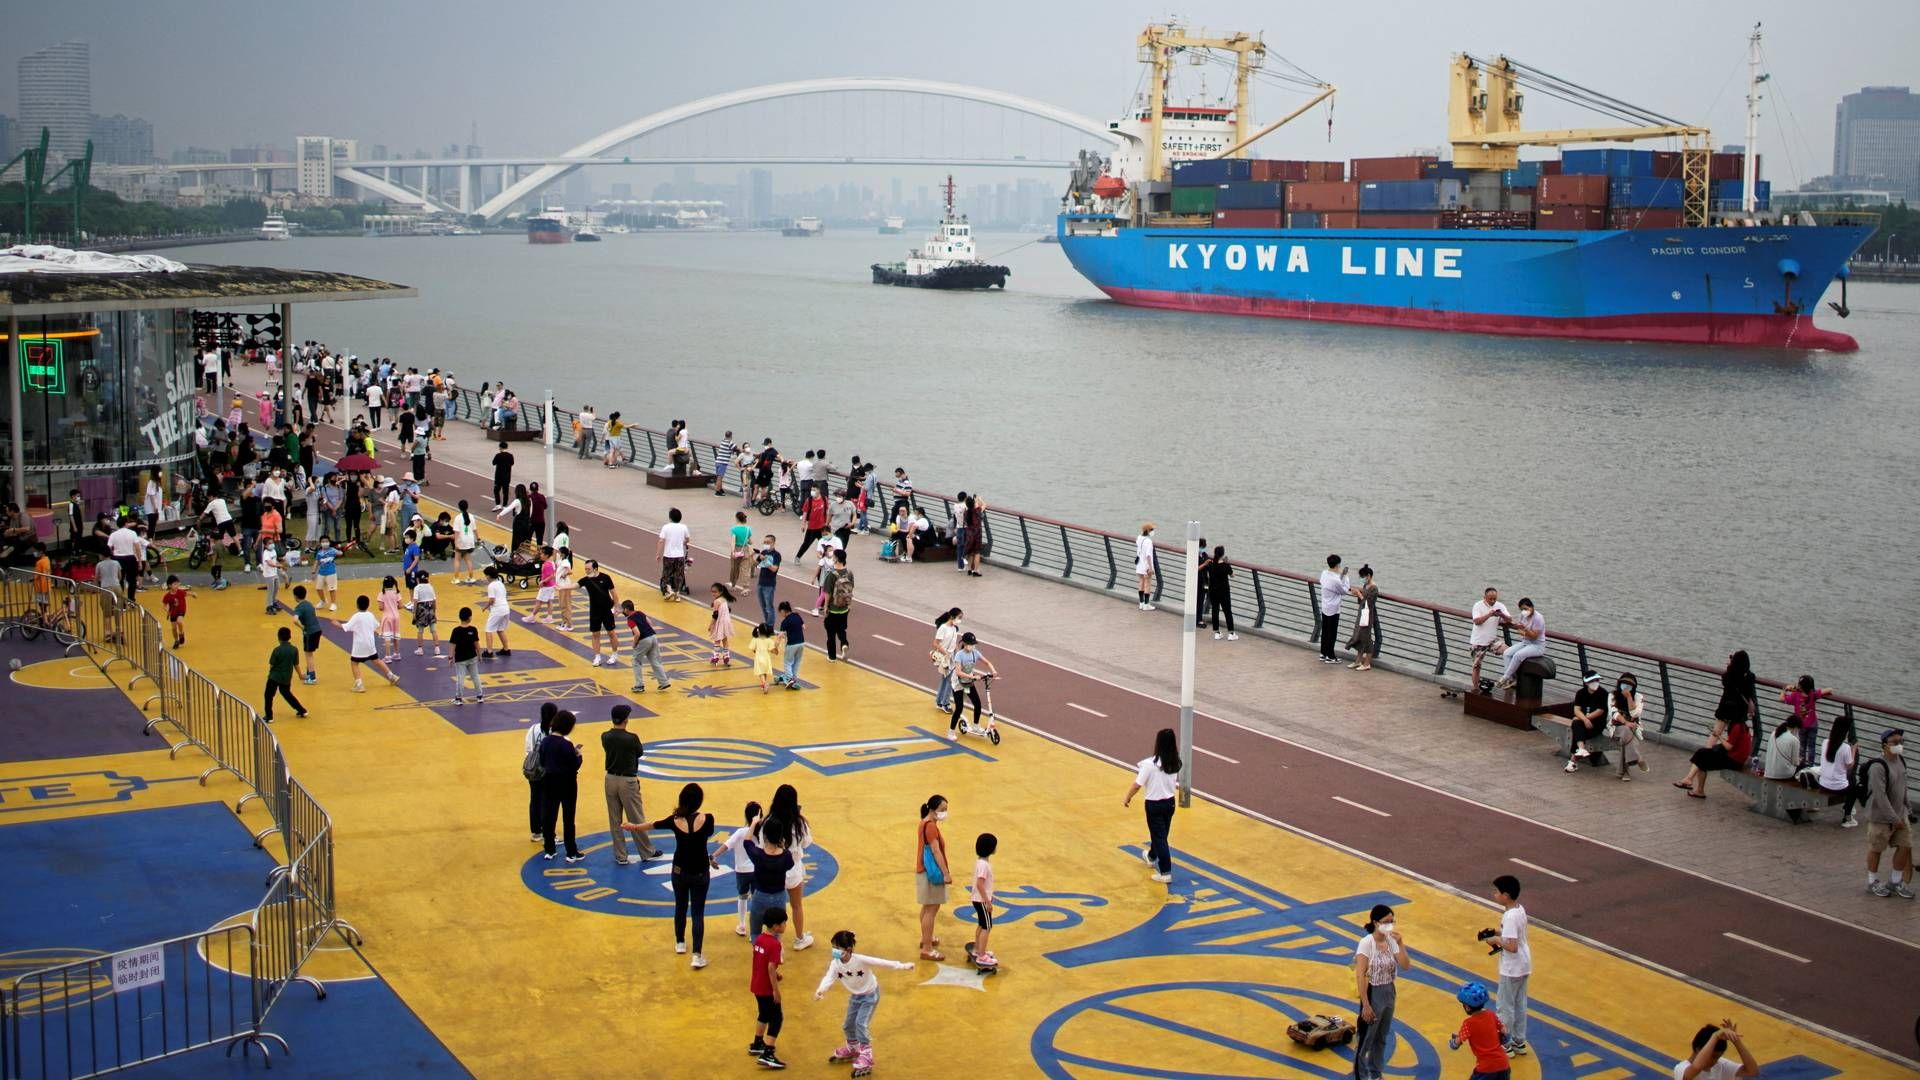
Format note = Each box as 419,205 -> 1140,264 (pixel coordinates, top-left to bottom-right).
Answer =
482,565 -> 513,657
657,508 -> 691,600
342,593 -> 401,692
1488,874 -> 1533,1057
201,349 -> 222,395
259,542 -> 284,614
106,520 -> 142,600
1675,1021 -> 1759,1080
1317,555 -> 1351,663
1469,586 -> 1511,688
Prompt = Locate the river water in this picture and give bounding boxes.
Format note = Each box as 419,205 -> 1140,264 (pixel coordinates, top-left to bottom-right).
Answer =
169,231 -> 1920,704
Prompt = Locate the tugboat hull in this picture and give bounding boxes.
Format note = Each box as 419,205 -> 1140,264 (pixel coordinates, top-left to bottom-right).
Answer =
870,263 -> 1010,290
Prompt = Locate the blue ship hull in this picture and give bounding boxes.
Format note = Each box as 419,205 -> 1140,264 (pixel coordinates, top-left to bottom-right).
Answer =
1055,216 -> 1872,350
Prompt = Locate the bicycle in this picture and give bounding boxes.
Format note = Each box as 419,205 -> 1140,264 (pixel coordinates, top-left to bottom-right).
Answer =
17,588 -> 87,646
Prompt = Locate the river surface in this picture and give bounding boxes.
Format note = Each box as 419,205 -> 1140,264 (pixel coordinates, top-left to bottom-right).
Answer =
167,231 -> 1920,704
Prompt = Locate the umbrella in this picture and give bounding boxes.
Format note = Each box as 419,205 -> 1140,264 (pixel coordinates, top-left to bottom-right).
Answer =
337,453 -> 379,473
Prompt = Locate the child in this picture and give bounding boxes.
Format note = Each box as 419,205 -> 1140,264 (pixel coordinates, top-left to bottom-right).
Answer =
162,575 -> 189,647
708,583 -> 735,667
401,529 -> 422,594
750,624 -> 776,692
30,545 -> 52,615
259,541 -> 283,615
264,626 -> 307,722
714,801 -> 764,937
748,905 -> 788,1071
412,571 -> 442,657
291,585 -> 321,684
812,541 -> 834,616
814,929 -> 914,1078
1448,981 -> 1511,1080
969,833 -> 998,969
312,535 -> 340,611
1486,874 -> 1531,1058
449,606 -> 483,704
530,545 -> 557,625
377,575 -> 403,662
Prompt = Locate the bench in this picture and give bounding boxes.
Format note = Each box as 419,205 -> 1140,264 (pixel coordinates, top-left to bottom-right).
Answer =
1464,655 -> 1564,730
1530,714 -> 1621,769
1721,769 -> 1849,823
645,469 -> 715,490
485,427 -> 541,442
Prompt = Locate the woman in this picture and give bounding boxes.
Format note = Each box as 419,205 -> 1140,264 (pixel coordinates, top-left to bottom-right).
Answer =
1713,651 -> 1758,739
1134,523 -> 1158,611
342,473 -> 363,544
451,500 -> 478,584
962,495 -> 985,577
1346,565 -> 1380,670
496,483 -> 532,553
1818,711 -> 1861,828
1610,672 -> 1649,780
1124,728 -> 1181,884
1351,903 -> 1410,1080
528,482 -> 548,546
931,608 -> 963,713
1780,675 -> 1834,771
538,708 -> 584,861
1205,545 -> 1239,641
914,794 -> 951,961
1193,540 -> 1211,629
627,781 -> 714,969
889,503 -> 913,563
554,545 -> 576,631
1675,713 -> 1752,799
708,583 -> 735,666
947,632 -> 997,736
760,784 -> 814,950
1763,718 -> 1802,781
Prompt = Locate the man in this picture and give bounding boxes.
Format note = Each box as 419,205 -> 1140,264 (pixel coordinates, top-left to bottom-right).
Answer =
623,600 -> 672,693
1316,555 -> 1349,663
603,705 -> 663,865
795,451 -> 816,505
755,536 -> 783,629
491,441 -> 514,510
1567,671 -> 1610,772
1468,586 -> 1510,688
753,439 -> 779,505
579,559 -> 621,667
201,346 -> 222,396
106,517 -> 142,601
828,490 -> 855,553
1865,728 -> 1913,899
891,467 -> 914,519
318,474 -> 343,541
796,489 -> 828,560
238,483 -> 263,572
263,626 -> 308,722
776,601 -> 806,689
822,550 -> 854,663
1495,598 -> 1548,691
657,508 -> 691,601
63,489 -> 87,553
813,448 -> 833,501
1488,874 -> 1531,1058
1676,1021 -> 1759,1079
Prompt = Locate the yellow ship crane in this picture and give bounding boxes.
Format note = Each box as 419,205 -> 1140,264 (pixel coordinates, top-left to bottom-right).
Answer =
1449,54 -> 1713,226
1136,22 -> 1337,183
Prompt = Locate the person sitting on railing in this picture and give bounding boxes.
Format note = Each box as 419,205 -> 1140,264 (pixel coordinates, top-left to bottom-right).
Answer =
1492,598 -> 1546,691
1674,715 -> 1752,799
1566,672 -> 1610,773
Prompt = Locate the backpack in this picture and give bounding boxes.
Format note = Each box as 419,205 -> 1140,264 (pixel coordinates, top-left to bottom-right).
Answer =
831,571 -> 855,611
522,740 -> 547,782
1856,756 -> 1885,799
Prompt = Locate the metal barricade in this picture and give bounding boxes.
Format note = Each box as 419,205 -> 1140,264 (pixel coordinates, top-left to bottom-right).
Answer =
0,925 -> 285,1079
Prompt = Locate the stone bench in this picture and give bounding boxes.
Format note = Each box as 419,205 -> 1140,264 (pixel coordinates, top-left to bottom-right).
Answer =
1721,769 -> 1849,823
645,469 -> 716,490
485,427 -> 541,442
1530,713 -> 1621,769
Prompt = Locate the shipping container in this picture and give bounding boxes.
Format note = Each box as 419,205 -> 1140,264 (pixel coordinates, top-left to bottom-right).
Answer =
1214,208 -> 1287,228
1462,187 -> 1502,212
1534,205 -> 1606,230
1561,148 -> 1656,178
1171,158 -> 1253,186
1356,212 -> 1446,229
1319,211 -> 1359,228
1358,179 -> 1463,212
1503,191 -> 1534,213
1215,181 -> 1289,210
1305,161 -> 1346,182
1286,211 -> 1321,228
1249,160 -> 1308,182
1424,162 -> 1475,182
1650,151 -> 1681,178
1541,160 -> 1563,176
1608,207 -> 1685,229
1608,176 -> 1684,210
1350,155 -> 1437,182
1285,181 -> 1359,212
1170,186 -> 1218,215
1708,153 -> 1760,182
1537,174 -> 1609,206
1712,179 -> 1771,202
1501,161 -> 1546,188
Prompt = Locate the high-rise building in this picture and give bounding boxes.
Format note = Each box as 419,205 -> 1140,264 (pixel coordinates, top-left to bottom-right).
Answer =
295,135 -> 358,197
1833,86 -> 1920,200
18,41 -> 90,167
88,114 -> 152,165
748,168 -> 773,225
0,114 -> 17,163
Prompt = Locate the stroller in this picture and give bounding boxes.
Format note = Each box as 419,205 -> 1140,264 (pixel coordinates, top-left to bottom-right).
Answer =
488,541 -> 541,589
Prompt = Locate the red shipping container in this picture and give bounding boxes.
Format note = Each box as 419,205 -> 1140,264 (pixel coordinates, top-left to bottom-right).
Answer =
1535,205 -> 1606,230
1608,207 -> 1685,229
1537,174 -> 1609,206
1285,181 -> 1358,211
1356,212 -> 1445,229
1541,160 -> 1563,176
1350,155 -> 1436,181
1305,161 -> 1346,182
1319,212 -> 1359,228
1708,152 -> 1761,182
1214,209 -> 1287,228
1650,151 -> 1681,178
1250,160 -> 1309,182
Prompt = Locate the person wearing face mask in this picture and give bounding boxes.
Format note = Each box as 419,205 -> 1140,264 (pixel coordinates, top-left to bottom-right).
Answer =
1864,729 -> 1912,899
1493,598 -> 1546,691
1611,672 -> 1649,780
814,929 -> 915,1077
1134,523 -> 1158,611
914,795 -> 951,960
1352,903 -> 1411,1080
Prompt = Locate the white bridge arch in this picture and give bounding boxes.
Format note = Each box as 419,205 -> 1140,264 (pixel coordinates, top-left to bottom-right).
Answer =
473,76 -> 1120,222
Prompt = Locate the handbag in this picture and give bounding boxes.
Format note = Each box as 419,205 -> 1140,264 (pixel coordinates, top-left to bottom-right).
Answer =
921,823 -> 945,885
521,740 -> 547,782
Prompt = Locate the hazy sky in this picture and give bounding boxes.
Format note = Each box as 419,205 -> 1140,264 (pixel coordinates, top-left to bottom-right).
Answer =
8,0 -> 1915,188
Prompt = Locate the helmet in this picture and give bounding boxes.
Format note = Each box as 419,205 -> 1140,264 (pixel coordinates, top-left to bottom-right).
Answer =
1457,981 -> 1491,1009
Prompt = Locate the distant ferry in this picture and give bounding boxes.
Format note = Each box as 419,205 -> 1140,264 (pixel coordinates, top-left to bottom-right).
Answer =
782,216 -> 823,238
574,222 -> 602,242
256,214 -> 291,241
528,208 -> 574,245
879,215 -> 906,234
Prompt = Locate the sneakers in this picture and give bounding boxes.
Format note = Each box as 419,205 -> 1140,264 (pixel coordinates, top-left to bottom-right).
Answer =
351,682 -> 365,693
414,647 -> 425,655
1227,633 -> 1239,641
1870,881 -> 1892,897
1841,814 -> 1859,828
756,1051 -> 786,1070
690,953 -> 707,969
632,685 -> 645,693
747,1039 -> 767,1057
1503,1040 -> 1530,1058
1139,603 -> 1156,612
590,655 -> 604,667
453,697 -> 465,706
564,852 -> 587,864
1495,677 -> 1518,690
1895,883 -> 1917,900
793,932 -> 814,950
674,942 -> 688,955
1213,632 -> 1222,640
734,924 -> 749,938
1572,746 -> 1590,760
326,602 -> 336,611
1564,760 -> 1579,773
1150,872 -> 1173,883
303,673 -> 317,685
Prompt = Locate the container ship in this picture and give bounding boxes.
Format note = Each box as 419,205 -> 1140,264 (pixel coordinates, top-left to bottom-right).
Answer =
527,208 -> 574,244
1058,23 -> 1871,351
879,215 -> 906,234
782,216 -> 824,237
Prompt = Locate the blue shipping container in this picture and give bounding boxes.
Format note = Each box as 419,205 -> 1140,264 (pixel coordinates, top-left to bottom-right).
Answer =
1502,161 -> 1545,188
1358,179 -> 1462,212
1215,181 -> 1288,209
1288,211 -> 1321,228
1713,179 -> 1771,201
1563,148 -> 1657,178
1172,158 -> 1253,186
1608,176 -> 1683,209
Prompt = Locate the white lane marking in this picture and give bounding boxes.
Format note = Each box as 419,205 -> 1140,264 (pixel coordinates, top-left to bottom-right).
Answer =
610,541 -> 633,549
1194,746 -> 1240,765
788,736 -> 934,753
1066,702 -> 1108,718
870,634 -> 905,647
1331,796 -> 1391,818
441,481 -> 460,489
1722,933 -> 1811,964
1509,857 -> 1579,884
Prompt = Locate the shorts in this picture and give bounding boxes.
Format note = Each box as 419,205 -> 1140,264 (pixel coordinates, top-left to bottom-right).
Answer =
590,608 -> 615,633
972,900 -> 994,931
915,873 -> 947,907
485,610 -> 509,634
784,862 -> 807,890
303,631 -> 322,653
318,569 -> 337,585
1471,641 -> 1508,659
715,461 -> 728,478
755,994 -> 782,1032
537,587 -> 556,602
735,873 -> 753,898
1868,820 -> 1913,854
165,611 -> 180,623
350,654 -> 376,665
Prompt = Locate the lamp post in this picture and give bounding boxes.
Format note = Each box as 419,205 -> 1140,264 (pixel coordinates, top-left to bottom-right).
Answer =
1886,233 -> 1899,264
1177,520 -> 1200,808
543,388 -> 556,537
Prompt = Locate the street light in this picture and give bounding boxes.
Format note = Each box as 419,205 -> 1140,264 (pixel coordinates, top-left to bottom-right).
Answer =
1177,520 -> 1199,808
1886,233 -> 1899,264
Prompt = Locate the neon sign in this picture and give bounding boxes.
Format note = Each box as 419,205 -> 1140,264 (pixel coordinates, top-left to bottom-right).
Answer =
18,339 -> 66,395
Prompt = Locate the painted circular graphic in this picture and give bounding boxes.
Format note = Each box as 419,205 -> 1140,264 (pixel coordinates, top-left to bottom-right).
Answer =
521,826 -> 838,919
634,738 -> 792,782
0,948 -> 112,1012
7,657 -> 113,690
1031,981 -> 1440,1079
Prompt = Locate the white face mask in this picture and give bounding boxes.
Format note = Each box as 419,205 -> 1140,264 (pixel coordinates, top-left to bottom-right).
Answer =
935,810 -> 948,821
1894,742 -> 1907,758
1376,920 -> 1394,935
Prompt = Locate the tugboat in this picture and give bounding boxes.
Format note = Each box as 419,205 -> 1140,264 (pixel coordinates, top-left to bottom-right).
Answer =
870,177 -> 1010,290
879,215 -> 906,234
574,220 -> 602,242
781,216 -> 823,237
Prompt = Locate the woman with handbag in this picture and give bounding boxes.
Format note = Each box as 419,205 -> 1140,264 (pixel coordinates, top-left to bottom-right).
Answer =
1611,672 -> 1649,780
1345,565 -> 1380,670
914,795 -> 951,961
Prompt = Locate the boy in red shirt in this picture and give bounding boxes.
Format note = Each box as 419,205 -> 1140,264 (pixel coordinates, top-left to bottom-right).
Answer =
162,575 -> 190,647
1449,981 -> 1510,1080
748,906 -> 787,1069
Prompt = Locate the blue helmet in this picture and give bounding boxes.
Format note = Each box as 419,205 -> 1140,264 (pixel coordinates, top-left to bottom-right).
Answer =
1457,981 -> 1490,1009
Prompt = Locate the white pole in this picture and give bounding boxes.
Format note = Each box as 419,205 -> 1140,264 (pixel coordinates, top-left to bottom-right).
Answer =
543,388 -> 556,536
1742,23 -> 1764,214
1178,520 -> 1200,808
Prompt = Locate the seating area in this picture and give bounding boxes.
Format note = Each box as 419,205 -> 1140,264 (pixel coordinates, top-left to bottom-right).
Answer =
644,468 -> 714,490
1530,713 -> 1621,769
1465,656 -> 1571,730
1721,769 -> 1852,823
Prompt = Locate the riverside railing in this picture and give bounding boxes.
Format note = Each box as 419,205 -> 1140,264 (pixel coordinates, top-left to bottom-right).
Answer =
440,388 -> 1920,808
0,569 -> 357,1079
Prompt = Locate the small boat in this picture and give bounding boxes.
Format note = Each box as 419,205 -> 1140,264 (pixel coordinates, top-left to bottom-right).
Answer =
782,216 -> 823,237
879,215 -> 906,234
256,214 -> 291,241
870,177 -> 1010,290
574,223 -> 601,242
